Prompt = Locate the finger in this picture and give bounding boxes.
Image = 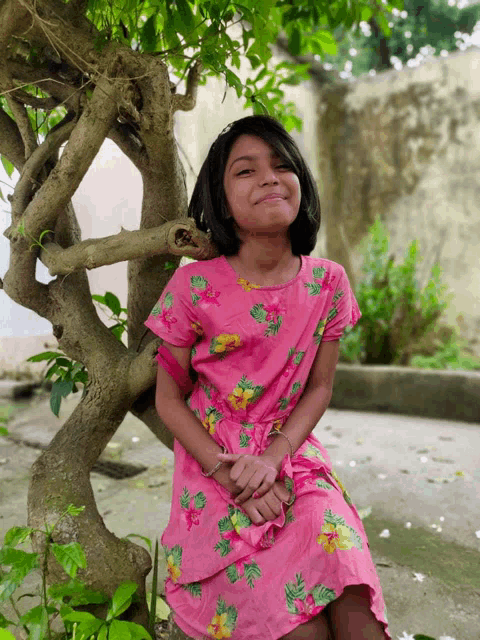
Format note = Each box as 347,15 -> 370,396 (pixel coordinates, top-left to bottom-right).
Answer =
257,500 -> 277,522
234,470 -> 266,504
229,458 -> 248,483
272,482 -> 291,503
263,492 -> 282,517
243,503 -> 265,526
249,471 -> 277,500
217,453 -> 241,461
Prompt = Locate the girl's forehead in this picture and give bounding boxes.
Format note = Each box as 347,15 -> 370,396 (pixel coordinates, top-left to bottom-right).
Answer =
227,134 -> 280,159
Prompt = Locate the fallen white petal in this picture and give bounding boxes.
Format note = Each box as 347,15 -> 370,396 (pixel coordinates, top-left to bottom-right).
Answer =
379,529 -> 390,538
475,530 -> 480,539
413,572 -> 425,582
439,516 -> 445,522
420,456 -> 428,463
396,633 -> 415,640
439,636 -> 456,640
436,527 -> 442,533
132,436 -> 140,443
431,524 -> 438,529
405,522 -> 412,529
349,460 -> 356,467
378,473 -> 387,479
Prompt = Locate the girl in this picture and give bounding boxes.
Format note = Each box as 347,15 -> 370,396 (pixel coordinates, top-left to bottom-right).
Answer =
144,115 -> 391,640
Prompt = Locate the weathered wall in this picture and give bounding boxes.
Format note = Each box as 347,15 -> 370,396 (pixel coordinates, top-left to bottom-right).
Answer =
317,48 -> 480,357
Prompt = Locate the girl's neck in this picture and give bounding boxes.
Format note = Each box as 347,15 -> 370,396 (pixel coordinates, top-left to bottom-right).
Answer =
226,238 -> 300,286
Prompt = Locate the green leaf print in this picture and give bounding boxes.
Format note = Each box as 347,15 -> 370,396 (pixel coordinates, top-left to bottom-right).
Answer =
216,597 -> 227,615
233,509 -> 252,529
327,306 -> 338,323
250,304 -> 268,323
279,397 -> 289,410
180,487 -> 190,509
218,516 -> 234,534
285,506 -> 295,524
313,267 -> 326,280
151,303 -> 162,316
200,383 -> 212,400
310,584 -> 336,607
244,561 -> 262,589
191,345 -> 196,358
226,563 -> 241,584
324,509 -> 347,528
284,476 -> 294,493
182,582 -> 202,598
170,545 -> 182,567
264,317 -> 282,337
302,443 -> 325,462
291,381 -> 302,395
239,433 -> 251,448
241,421 -> 254,430
288,347 -> 295,358
332,289 -> 344,304
214,539 -> 232,557
304,282 -> 322,296
163,292 -> 173,309
284,573 -> 307,613
191,275 -> 208,290
348,526 -> 363,551
293,351 -> 305,365
225,606 -> 238,630
193,492 -> 206,509
191,292 -> 201,305
193,408 -> 201,420
316,479 -> 334,490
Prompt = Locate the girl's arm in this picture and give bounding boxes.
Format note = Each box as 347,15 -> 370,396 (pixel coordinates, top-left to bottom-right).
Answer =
154,342 -> 241,496
259,339 -> 340,470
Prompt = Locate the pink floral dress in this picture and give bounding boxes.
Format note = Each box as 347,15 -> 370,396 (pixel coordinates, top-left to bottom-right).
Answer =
144,254 -> 391,640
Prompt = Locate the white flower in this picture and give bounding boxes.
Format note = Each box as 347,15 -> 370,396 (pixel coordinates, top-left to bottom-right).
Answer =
396,633 -> 415,640
439,636 -> 456,640
475,530 -> 480,539
440,516 -> 445,522
379,529 -> 390,538
420,456 -> 428,463
132,436 -> 140,443
413,572 -> 425,582
405,522 -> 412,529
349,460 -> 356,467
378,473 -> 387,480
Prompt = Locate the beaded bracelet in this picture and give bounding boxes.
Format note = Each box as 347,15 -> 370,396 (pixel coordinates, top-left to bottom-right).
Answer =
201,446 -> 227,478
267,430 -> 294,457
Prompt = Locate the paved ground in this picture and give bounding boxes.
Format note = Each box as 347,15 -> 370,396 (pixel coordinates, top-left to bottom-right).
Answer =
1,390 -> 480,640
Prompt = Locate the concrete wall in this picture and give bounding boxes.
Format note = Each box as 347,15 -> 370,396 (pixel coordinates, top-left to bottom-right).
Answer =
317,48 -> 480,358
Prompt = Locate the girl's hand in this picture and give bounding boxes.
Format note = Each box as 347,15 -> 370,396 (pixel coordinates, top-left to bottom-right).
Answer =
240,481 -> 291,526
216,453 -> 278,505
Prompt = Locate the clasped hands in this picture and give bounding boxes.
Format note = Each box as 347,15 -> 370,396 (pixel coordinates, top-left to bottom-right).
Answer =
216,452 -> 291,526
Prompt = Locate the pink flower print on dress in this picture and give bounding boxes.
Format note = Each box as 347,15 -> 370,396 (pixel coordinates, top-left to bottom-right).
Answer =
190,275 -> 221,307
292,594 -> 324,624
199,283 -> 220,306
316,273 -> 336,293
263,300 -> 284,324
180,488 -> 206,532
159,307 -> 177,331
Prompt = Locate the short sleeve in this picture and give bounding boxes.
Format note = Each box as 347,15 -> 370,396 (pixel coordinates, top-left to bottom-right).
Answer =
322,266 -> 362,342
144,266 -> 198,347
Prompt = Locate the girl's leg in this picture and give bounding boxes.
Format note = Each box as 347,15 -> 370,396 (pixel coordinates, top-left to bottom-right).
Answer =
326,584 -> 388,640
280,610 -> 331,640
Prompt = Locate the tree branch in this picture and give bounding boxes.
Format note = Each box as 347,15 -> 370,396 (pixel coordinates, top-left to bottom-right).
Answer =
11,113 -> 76,224
107,121 -> 147,172
6,94 -> 37,159
19,72 -> 120,242
40,219 -> 217,276
0,106 -> 26,170
172,60 -> 203,113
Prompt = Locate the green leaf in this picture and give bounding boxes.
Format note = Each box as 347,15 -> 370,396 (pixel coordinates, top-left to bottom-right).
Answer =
124,533 -> 152,553
0,427 -> 8,436
214,538 -> 232,557
1,156 -> 14,179
104,292 -> 121,316
141,15 -> 157,52
72,615 -> 104,640
250,304 -> 267,323
0,548 -> 38,576
193,491 -> 206,509
180,487 -> 190,509
288,27 -> 301,55
239,432 -> 251,448
51,542 -> 86,579
26,351 -> 62,363
3,526 -> 33,547
225,70 -> 243,98
107,581 -> 138,620
176,0 -> 195,32
0,612 -> 15,628
218,516 -> 233,534
111,620 -> 152,640
225,563 -> 240,584
181,582 -> 201,598
0,629 -> 16,640
49,579 -> 109,605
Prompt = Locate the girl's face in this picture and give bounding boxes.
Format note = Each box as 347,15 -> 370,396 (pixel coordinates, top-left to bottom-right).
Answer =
222,134 -> 301,239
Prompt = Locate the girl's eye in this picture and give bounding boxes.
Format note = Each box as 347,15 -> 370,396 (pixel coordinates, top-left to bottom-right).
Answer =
237,169 -> 252,175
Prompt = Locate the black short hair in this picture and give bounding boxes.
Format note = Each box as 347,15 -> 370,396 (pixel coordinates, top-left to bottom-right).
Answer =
188,114 -> 321,256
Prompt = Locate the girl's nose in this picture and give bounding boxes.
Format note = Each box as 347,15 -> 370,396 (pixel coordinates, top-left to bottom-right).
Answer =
259,167 -> 279,185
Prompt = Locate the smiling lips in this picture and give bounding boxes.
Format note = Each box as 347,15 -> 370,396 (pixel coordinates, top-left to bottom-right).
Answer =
256,193 -> 286,204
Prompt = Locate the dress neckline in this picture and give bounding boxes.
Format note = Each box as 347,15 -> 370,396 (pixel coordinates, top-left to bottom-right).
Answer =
221,254 -> 306,290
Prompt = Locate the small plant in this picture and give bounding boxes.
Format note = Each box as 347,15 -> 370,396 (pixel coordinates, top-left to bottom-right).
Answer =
0,404 -> 14,437
0,507 -> 166,640
339,217 -> 455,367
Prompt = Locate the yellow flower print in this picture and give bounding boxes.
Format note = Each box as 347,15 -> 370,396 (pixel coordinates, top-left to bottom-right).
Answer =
238,277 -> 260,292
191,322 -> 204,336
331,469 -> 353,504
272,419 -> 283,431
317,522 -> 354,554
167,555 -> 181,582
228,386 -> 255,410
214,334 -> 242,353
207,613 -> 231,639
202,412 -> 216,435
